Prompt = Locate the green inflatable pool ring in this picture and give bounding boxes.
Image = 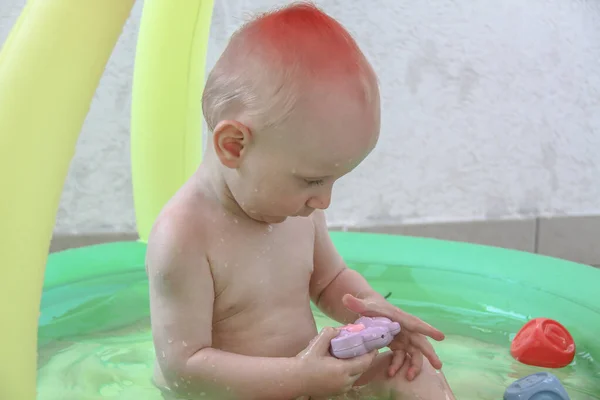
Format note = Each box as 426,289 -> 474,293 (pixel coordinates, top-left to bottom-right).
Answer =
39,233 -> 600,398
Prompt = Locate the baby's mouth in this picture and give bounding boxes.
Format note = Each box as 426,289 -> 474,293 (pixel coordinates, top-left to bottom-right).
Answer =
296,209 -> 314,217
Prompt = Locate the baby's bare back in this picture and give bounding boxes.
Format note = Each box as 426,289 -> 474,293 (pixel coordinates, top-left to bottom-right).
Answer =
147,180 -> 321,390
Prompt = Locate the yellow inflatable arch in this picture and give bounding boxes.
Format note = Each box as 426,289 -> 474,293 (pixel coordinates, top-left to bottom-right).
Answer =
0,0 -> 213,398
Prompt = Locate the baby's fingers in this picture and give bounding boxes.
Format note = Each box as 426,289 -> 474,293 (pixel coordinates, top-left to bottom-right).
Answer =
400,312 -> 445,341
388,351 -> 406,377
412,334 -> 442,370
406,347 -> 423,381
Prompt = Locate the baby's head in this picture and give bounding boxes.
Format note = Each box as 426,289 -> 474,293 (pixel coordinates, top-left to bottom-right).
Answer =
202,1 -> 380,223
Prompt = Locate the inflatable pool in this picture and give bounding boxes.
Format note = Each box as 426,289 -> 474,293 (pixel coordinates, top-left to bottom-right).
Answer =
1,0 -> 599,399
38,234 -> 600,399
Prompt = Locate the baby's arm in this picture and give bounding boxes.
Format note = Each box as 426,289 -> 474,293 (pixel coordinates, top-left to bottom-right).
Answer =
309,210 -> 386,324
146,215 -> 307,400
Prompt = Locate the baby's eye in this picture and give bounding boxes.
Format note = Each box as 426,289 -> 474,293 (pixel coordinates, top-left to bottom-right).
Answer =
305,179 -> 324,187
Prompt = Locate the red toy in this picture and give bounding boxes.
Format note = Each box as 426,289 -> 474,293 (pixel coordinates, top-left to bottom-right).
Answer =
510,318 -> 575,368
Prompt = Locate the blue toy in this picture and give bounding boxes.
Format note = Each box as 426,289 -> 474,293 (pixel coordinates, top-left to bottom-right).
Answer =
504,372 -> 570,400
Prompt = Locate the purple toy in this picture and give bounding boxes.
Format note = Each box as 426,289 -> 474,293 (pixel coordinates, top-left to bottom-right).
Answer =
330,316 -> 401,359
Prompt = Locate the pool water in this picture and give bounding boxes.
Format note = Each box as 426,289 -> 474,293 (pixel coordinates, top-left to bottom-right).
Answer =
38,316 -> 599,400
37,264 -> 600,399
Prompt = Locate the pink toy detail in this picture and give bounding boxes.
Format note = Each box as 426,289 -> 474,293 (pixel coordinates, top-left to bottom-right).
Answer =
330,316 -> 401,359
344,323 -> 365,332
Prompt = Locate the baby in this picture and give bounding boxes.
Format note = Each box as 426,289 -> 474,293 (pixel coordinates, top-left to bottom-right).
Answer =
146,2 -> 456,399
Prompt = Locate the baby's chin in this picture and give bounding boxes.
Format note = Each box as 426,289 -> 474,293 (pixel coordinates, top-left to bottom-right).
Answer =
251,210 -> 313,224
243,205 -> 314,224
245,211 -> 288,224
261,215 -> 288,224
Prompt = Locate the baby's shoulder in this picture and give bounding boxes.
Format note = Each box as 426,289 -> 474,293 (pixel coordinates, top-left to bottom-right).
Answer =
146,189 -> 218,269
158,193 -> 215,236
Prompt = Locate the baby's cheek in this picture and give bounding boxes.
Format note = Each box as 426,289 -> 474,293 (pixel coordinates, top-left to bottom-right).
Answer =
272,185 -> 300,203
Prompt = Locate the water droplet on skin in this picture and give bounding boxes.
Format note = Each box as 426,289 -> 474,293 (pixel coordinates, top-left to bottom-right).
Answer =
233,218 -> 238,224
220,238 -> 224,242
182,341 -> 188,347
253,188 -> 258,193
335,163 -> 339,167
167,338 -> 173,344
161,351 -> 165,358
224,262 -> 228,268
174,382 -> 179,388
267,225 -> 273,232
211,364 -> 215,368
291,168 -> 297,173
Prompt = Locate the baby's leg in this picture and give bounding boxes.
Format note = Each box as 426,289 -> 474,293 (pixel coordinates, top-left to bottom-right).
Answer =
353,351 -> 456,400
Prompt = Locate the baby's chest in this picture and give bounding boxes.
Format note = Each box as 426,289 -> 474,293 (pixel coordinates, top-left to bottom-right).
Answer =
210,220 -> 315,307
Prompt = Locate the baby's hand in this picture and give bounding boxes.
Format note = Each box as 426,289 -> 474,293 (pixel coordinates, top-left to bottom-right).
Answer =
296,327 -> 377,398
342,293 -> 445,381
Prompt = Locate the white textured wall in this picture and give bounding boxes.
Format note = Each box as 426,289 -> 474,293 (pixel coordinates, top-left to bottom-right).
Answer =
1,0 -> 599,234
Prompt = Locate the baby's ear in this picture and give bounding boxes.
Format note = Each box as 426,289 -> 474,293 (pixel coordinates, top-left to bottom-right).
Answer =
212,120 -> 252,168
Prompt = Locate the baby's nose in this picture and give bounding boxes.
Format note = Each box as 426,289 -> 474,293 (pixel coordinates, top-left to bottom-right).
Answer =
307,192 -> 331,210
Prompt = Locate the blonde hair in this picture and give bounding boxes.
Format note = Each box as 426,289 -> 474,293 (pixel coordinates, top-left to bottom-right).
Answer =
202,1 -> 378,132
